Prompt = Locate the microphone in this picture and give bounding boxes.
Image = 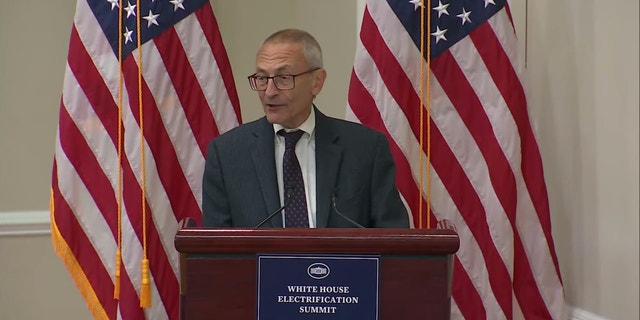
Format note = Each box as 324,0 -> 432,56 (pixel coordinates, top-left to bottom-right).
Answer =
330,193 -> 365,228
254,185 -> 294,228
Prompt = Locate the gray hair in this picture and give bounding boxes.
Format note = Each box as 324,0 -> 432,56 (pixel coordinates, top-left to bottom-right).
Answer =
263,29 -> 323,68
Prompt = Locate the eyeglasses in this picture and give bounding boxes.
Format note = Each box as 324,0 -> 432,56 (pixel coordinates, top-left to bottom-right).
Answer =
247,68 -> 320,91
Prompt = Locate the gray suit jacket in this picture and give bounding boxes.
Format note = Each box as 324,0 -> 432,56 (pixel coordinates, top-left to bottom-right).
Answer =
202,108 -> 409,228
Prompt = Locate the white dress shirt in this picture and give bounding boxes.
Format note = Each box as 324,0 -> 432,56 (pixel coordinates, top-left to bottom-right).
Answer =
273,110 -> 317,227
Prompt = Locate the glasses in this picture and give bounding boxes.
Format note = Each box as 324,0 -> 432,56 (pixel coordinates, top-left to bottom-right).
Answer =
247,68 -> 320,91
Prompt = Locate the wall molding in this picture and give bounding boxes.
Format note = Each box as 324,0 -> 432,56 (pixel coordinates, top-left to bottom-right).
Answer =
0,210 -> 51,236
570,307 -> 609,320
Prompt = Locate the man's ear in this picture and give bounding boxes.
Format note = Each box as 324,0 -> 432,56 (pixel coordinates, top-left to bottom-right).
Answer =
311,68 -> 327,96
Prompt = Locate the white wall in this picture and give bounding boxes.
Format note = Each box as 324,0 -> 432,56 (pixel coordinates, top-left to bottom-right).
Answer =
528,1 -> 639,318
0,0 -> 73,211
0,1 -> 638,319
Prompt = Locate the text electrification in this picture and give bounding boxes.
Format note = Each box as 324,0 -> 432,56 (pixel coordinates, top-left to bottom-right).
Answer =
277,295 -> 359,304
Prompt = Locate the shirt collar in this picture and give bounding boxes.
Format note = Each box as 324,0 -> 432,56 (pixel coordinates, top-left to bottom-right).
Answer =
273,107 -> 316,136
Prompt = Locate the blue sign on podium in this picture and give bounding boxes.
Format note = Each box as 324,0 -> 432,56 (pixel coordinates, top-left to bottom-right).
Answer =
257,254 -> 380,320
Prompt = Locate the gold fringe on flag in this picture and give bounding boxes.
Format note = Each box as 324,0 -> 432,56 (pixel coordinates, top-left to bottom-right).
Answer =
51,189 -> 110,320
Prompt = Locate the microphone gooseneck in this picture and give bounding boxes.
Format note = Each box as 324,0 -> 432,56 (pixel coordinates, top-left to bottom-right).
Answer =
330,193 -> 365,228
254,185 -> 294,228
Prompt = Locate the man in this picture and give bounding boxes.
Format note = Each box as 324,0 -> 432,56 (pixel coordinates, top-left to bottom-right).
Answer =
202,29 -> 408,228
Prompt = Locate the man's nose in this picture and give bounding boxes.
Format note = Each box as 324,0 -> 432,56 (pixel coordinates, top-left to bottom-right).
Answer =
264,78 -> 279,96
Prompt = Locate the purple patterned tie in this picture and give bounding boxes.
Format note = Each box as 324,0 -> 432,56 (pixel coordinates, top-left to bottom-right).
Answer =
278,130 -> 309,227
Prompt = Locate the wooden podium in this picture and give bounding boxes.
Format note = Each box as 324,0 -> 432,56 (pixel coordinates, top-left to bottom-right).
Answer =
174,228 -> 459,320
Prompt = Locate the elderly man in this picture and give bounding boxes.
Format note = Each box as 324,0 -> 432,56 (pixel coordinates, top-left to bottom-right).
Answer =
202,29 -> 408,228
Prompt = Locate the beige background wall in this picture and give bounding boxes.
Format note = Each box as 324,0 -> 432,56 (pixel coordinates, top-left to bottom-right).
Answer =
0,1 -> 638,319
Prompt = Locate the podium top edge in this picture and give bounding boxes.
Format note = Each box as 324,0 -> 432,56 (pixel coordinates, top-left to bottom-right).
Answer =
175,228 -> 458,241
174,228 -> 460,255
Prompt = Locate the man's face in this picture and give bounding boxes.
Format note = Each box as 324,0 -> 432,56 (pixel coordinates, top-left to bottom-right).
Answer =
255,42 -> 326,129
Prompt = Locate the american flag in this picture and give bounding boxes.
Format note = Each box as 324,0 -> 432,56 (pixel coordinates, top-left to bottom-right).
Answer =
50,0 -> 240,319
348,0 -> 566,319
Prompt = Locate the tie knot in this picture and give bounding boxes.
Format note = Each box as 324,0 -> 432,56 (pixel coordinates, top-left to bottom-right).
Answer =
278,130 -> 304,150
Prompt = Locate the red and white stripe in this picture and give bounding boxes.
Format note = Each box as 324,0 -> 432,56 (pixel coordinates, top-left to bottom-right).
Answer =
51,1 -> 240,319
348,1 -> 565,319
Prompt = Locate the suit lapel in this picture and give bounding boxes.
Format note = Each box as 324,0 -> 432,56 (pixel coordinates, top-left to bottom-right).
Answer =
249,118 -> 283,227
314,110 -> 343,228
